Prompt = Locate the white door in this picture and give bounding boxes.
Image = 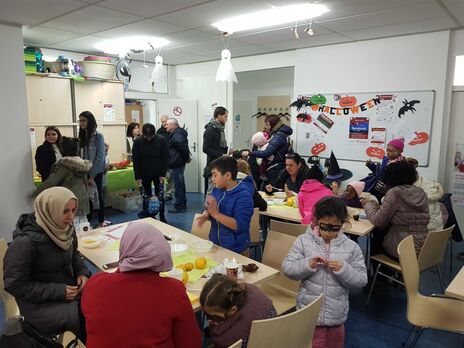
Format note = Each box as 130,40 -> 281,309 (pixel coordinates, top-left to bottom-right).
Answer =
157,99 -> 199,192
232,100 -> 253,150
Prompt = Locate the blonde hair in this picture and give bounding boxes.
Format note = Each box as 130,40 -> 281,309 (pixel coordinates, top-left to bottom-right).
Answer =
237,159 -> 251,176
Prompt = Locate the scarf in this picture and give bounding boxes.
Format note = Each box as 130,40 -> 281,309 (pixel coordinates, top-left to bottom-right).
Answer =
34,187 -> 77,250
210,119 -> 227,148
119,222 -> 173,273
270,120 -> 284,134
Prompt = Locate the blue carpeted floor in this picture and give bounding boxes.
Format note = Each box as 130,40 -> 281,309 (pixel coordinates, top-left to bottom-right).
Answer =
2,192 -> 464,347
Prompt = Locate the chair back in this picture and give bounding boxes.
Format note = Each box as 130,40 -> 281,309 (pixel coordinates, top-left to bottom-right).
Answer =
191,214 -> 211,240
250,208 -> 261,244
0,238 -> 20,319
228,339 -> 243,348
269,220 -> 308,237
417,225 -> 454,271
247,294 -> 323,348
262,230 -> 299,292
398,236 -> 420,304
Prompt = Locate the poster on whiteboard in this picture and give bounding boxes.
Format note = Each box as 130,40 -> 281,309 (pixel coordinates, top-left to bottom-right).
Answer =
293,91 -> 434,165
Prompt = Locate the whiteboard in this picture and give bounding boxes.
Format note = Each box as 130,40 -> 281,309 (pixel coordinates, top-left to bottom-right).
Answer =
294,90 -> 435,165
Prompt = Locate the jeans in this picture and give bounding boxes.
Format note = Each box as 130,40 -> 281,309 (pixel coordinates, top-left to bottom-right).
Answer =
87,172 -> 105,224
172,166 -> 187,210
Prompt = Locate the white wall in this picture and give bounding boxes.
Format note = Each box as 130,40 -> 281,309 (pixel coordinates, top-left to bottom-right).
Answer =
293,31 -> 451,184
0,24 -> 34,240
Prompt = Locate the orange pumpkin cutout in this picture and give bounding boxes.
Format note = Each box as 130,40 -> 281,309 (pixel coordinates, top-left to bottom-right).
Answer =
366,147 -> 385,159
339,96 -> 357,107
311,143 -> 326,155
408,132 -> 429,146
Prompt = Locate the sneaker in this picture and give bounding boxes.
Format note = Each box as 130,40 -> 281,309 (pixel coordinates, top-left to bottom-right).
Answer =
168,208 -> 186,213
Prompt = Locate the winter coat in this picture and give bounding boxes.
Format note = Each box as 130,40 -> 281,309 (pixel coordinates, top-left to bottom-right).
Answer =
282,231 -> 367,326
168,127 -> 190,169
156,126 -> 170,142
82,270 -> 201,348
82,131 -> 105,177
209,284 -> 276,348
265,164 -> 321,194
251,124 -> 293,170
35,141 -> 60,181
414,176 -> 444,231
237,172 -> 267,211
209,176 -> 255,253
3,214 -> 90,332
298,180 -> 334,224
34,157 -> 92,216
363,185 -> 430,258
132,134 -> 169,180
203,121 -> 228,165
362,156 -> 388,193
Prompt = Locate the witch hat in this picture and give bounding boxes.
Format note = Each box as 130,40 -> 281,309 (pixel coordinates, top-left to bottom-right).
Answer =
325,151 -> 353,182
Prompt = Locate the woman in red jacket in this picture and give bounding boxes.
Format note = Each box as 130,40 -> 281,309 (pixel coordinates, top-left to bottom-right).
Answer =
81,222 -> 201,348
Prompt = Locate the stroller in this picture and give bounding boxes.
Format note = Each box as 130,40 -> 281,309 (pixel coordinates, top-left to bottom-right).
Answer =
137,182 -> 166,223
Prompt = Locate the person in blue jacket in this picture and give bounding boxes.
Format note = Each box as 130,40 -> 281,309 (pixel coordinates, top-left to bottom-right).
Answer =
196,156 -> 254,254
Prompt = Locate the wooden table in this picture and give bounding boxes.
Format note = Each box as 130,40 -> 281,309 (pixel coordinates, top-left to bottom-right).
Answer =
445,266 -> 464,300
78,218 -> 280,311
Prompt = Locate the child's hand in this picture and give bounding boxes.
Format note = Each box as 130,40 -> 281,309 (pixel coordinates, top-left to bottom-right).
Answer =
309,256 -> 327,269
196,212 -> 209,226
265,184 -> 273,192
205,195 -> 218,217
330,181 -> 340,194
327,259 -> 343,272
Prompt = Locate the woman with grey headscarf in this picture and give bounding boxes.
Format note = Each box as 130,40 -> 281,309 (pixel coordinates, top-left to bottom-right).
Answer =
81,222 -> 201,348
4,187 -> 90,341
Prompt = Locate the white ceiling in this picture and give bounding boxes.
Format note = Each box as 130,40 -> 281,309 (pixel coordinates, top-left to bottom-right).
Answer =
2,0 -> 462,65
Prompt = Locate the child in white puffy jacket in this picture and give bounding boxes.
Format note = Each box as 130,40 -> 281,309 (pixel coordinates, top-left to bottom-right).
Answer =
251,131 -> 273,180
282,196 -> 367,348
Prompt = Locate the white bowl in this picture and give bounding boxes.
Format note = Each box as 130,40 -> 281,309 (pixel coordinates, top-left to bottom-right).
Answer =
170,243 -> 188,254
191,240 -> 213,253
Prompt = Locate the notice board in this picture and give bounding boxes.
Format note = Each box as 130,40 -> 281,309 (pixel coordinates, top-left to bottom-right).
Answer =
294,90 -> 435,165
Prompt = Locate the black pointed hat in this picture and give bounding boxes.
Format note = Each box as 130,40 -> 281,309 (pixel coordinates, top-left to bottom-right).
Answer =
325,151 -> 352,182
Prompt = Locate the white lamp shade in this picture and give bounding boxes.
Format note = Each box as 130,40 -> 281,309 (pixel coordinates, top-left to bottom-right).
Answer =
215,49 -> 237,83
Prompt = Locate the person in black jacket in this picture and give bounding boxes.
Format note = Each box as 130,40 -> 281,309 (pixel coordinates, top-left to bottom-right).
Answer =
35,126 -> 63,181
4,187 -> 90,342
203,106 -> 228,194
166,118 -> 189,213
132,123 -> 169,220
157,115 -> 173,201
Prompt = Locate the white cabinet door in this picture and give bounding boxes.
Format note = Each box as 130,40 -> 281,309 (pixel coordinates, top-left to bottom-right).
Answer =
157,100 -> 199,192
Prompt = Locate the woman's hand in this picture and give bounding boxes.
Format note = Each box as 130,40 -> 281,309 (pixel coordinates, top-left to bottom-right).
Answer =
65,285 -> 79,301
87,177 -> 95,186
327,260 -> 343,272
284,184 -> 295,198
265,184 -> 273,192
76,275 -> 89,294
241,150 -> 250,158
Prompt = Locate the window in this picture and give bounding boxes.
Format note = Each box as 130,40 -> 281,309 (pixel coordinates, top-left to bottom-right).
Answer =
454,55 -> 464,86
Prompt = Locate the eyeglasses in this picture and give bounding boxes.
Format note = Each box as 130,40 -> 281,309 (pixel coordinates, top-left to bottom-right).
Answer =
318,223 -> 342,233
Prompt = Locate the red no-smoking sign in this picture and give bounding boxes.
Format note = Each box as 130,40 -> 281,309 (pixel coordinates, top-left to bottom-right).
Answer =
173,106 -> 182,116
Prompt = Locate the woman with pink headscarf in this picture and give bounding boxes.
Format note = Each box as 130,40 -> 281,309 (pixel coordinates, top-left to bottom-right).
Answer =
362,137 -> 405,201
81,222 -> 201,348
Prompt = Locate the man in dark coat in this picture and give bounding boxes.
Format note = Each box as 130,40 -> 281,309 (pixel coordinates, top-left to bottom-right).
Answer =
166,118 -> 190,213
156,115 -> 173,201
202,106 -> 228,194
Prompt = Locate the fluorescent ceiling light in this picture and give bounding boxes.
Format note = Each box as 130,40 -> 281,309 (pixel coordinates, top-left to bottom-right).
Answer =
212,3 -> 329,33
95,36 -> 169,56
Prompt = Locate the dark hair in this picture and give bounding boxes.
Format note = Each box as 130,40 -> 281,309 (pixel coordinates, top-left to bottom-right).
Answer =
213,106 -> 228,119
142,123 -> 156,137
265,114 -> 281,132
312,196 -> 348,225
126,122 -> 140,137
210,156 -> 238,180
200,274 -> 246,311
78,111 -> 98,148
285,152 -> 302,164
382,160 -> 418,187
61,137 -> 80,156
405,157 -> 419,169
44,126 -> 62,144
307,164 -> 324,183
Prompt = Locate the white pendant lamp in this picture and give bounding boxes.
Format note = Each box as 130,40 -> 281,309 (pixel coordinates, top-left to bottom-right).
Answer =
215,48 -> 237,83
150,54 -> 167,92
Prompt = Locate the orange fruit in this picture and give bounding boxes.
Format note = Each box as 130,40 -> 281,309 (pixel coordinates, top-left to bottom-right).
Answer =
182,271 -> 188,284
195,257 -> 207,270
184,263 -> 194,272
176,264 -> 185,271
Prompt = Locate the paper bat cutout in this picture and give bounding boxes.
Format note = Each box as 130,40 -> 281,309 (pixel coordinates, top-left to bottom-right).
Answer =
398,99 -> 420,118
289,97 -> 313,111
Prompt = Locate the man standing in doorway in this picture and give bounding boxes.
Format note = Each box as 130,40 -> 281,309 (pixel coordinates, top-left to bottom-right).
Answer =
203,106 -> 228,193
157,115 -> 173,201
166,118 -> 189,213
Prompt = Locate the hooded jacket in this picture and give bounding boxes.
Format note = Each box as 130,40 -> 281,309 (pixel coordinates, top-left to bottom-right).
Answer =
209,176 -> 255,253
203,120 -> 228,165
4,213 -> 90,306
132,134 -> 169,179
250,124 -> 293,168
298,179 -> 334,224
35,141 -> 60,181
35,156 -> 92,216
363,185 -> 430,258
282,231 -> 367,326
168,127 -> 190,169
415,176 -> 444,231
